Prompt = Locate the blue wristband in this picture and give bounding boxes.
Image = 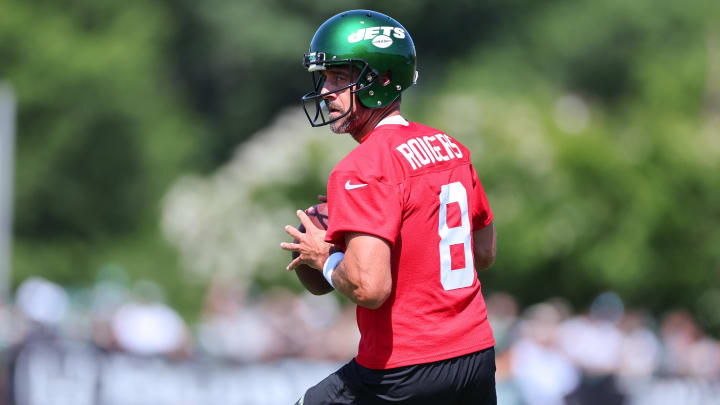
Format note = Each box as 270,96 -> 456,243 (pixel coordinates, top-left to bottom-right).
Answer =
322,252 -> 344,288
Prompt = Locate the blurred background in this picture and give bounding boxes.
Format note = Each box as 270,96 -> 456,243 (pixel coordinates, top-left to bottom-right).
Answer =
1,0 -> 719,404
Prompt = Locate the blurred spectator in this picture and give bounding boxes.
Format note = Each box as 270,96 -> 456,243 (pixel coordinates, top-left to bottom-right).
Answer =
300,295 -> 359,361
57,286 -> 95,341
196,274 -> 276,362
559,317 -> 622,375
486,291 -> 520,392
659,309 -> 720,378
685,335 -> 720,379
486,292 -> 520,353
0,299 -> 25,350
15,277 -> 69,328
3,278 -> 720,405
91,278 -> 130,350
110,280 -> 190,357
617,311 -> 660,379
510,303 -> 579,405
659,309 -> 701,376
197,277 -> 358,363
560,292 -> 626,405
260,287 -> 314,359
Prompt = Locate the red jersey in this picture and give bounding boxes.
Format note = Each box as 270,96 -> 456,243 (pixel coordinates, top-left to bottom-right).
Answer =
325,117 -> 495,369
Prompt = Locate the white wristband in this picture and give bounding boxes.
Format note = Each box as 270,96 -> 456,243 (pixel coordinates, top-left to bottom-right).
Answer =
322,252 -> 344,289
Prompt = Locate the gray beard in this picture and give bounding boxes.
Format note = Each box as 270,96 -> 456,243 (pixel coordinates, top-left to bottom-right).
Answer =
330,112 -> 358,134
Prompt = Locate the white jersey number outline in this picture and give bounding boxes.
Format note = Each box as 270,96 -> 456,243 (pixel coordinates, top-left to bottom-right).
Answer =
438,182 -> 474,291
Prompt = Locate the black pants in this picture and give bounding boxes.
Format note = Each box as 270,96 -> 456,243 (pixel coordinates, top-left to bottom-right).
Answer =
298,347 -> 496,405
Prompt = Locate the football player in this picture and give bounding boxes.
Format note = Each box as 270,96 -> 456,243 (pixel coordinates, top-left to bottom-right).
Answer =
281,9 -> 497,405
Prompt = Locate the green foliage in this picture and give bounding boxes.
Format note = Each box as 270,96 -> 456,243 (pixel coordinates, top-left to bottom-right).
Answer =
2,0 -> 718,329
2,0 -> 204,318
413,0 -> 720,332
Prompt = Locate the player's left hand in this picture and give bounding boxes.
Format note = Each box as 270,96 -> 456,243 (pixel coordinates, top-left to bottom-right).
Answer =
281,210 -> 333,271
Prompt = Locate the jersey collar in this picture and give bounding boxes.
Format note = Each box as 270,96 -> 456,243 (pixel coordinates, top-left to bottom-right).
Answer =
375,115 -> 409,128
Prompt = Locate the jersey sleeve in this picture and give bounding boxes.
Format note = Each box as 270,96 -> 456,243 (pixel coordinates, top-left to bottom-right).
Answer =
471,165 -> 493,230
325,169 -> 402,250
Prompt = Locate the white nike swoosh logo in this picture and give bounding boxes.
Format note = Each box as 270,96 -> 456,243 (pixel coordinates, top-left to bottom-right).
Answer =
345,180 -> 368,190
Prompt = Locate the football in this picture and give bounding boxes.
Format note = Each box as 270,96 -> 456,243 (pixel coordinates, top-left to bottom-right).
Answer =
292,203 -> 334,295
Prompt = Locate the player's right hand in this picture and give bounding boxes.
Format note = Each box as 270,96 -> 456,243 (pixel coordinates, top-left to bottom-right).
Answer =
281,210 -> 331,271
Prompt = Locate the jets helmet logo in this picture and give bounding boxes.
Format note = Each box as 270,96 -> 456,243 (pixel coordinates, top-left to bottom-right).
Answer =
348,26 -> 406,48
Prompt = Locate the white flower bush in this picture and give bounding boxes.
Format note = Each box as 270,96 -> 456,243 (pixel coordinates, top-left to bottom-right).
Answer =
161,108 -> 354,279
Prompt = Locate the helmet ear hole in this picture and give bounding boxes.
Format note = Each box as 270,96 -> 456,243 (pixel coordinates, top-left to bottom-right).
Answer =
379,71 -> 392,87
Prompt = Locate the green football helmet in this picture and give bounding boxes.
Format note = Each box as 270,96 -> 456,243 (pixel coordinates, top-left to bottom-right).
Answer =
301,10 -> 418,127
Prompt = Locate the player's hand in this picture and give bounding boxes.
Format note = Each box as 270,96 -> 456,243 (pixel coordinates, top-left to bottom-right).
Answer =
317,194 -> 327,202
281,210 -> 332,271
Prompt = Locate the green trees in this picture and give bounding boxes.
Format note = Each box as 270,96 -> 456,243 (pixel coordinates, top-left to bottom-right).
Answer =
3,0 -> 718,330
417,0 -> 720,329
2,1 -> 203,312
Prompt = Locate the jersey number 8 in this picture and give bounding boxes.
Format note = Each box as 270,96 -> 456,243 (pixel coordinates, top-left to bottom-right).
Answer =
438,182 -> 474,291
